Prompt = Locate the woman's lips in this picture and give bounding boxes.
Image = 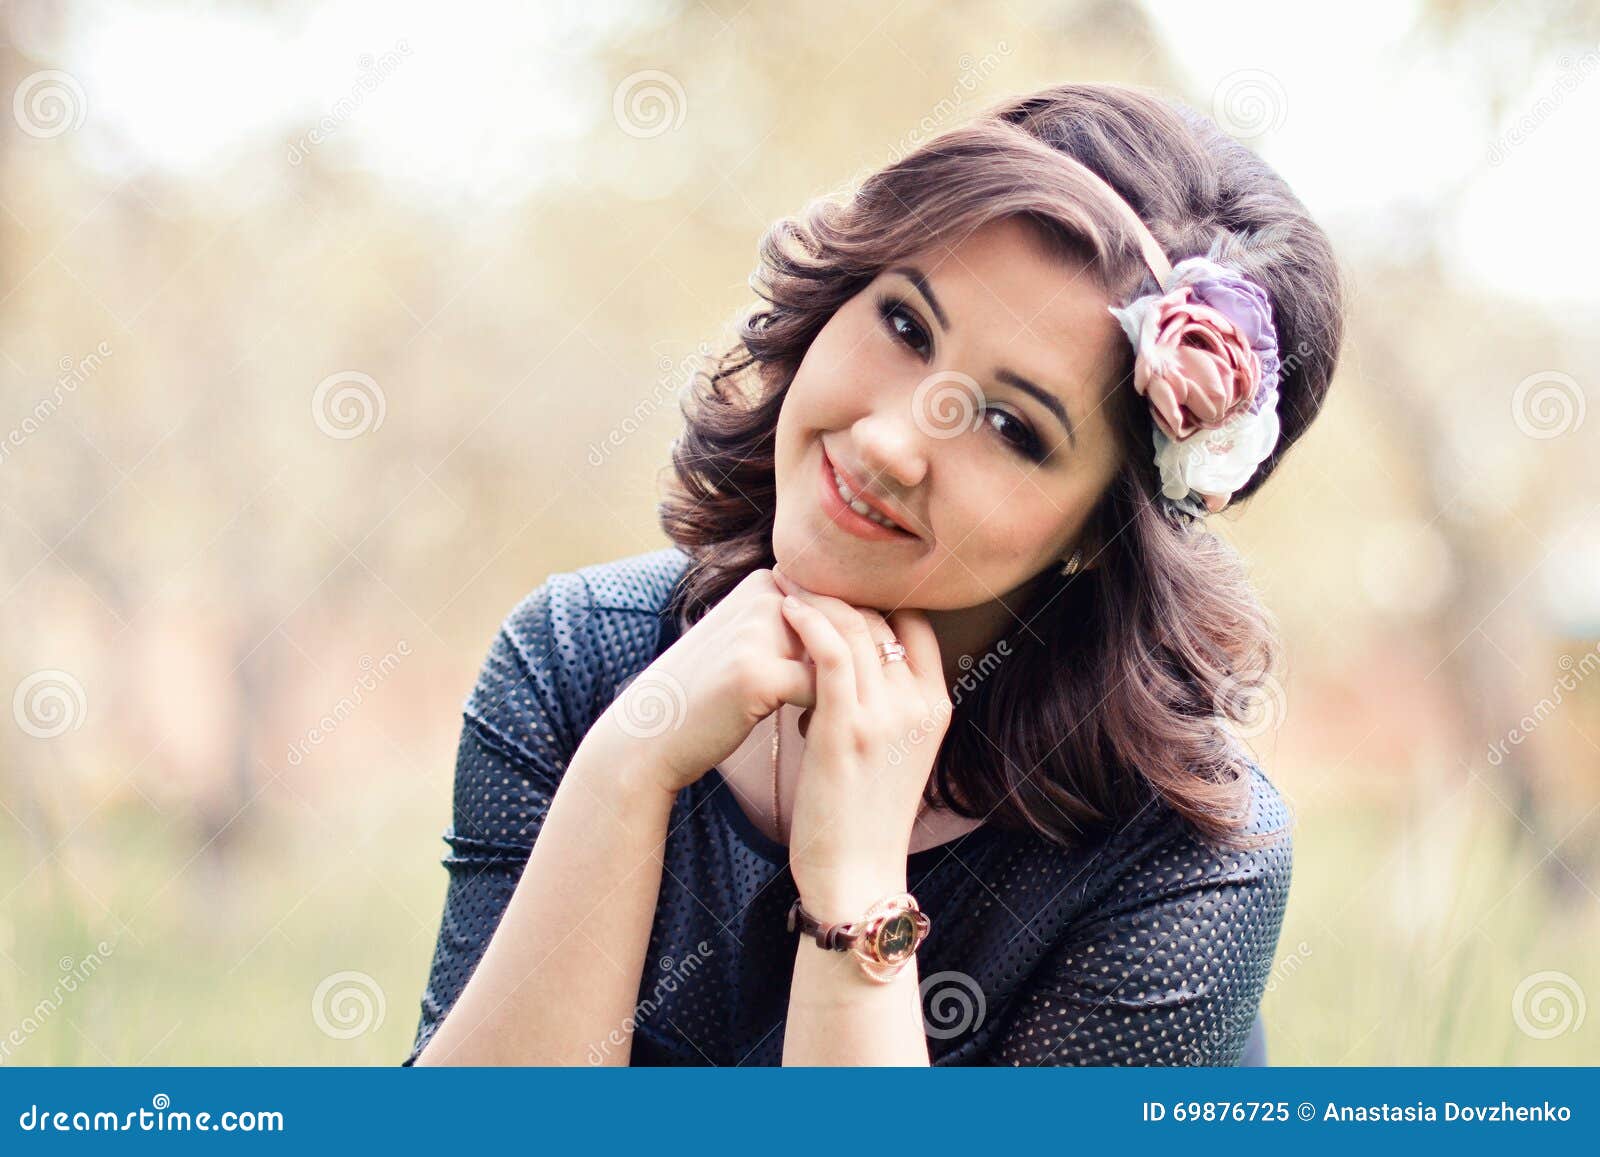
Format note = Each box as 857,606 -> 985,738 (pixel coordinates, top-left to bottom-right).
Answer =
819,446 -> 916,542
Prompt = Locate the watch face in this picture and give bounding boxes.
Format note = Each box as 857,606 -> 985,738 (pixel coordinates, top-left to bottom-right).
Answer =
875,912 -> 918,962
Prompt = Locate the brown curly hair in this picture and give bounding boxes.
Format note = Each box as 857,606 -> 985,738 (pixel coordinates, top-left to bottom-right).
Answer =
656,82 -> 1345,852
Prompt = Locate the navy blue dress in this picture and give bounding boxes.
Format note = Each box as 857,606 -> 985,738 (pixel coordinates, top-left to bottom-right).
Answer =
405,546 -> 1289,1065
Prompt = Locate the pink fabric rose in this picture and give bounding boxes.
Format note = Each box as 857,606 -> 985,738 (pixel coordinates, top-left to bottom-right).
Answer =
1130,286 -> 1264,443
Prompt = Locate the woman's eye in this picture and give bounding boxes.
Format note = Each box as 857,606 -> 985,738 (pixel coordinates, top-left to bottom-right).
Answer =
876,298 -> 931,357
874,293 -> 1046,462
983,406 -> 1045,461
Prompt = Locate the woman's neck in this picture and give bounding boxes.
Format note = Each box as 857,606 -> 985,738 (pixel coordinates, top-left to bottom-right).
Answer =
920,568 -> 1050,687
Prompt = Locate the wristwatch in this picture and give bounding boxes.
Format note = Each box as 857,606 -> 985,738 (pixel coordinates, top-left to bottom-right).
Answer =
786,891 -> 931,983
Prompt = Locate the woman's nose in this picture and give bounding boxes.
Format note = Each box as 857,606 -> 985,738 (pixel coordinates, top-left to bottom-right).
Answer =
850,405 -> 929,490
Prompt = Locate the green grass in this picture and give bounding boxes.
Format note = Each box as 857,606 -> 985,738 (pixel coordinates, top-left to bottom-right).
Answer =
1262,775 -> 1597,1064
3,769 -> 1593,1064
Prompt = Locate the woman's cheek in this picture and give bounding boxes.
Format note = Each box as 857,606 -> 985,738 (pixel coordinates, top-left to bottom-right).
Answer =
969,504 -> 1050,568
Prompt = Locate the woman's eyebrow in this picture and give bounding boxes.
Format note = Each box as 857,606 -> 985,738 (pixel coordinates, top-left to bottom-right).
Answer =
888,264 -> 950,331
889,264 -> 1079,450
995,369 -> 1077,449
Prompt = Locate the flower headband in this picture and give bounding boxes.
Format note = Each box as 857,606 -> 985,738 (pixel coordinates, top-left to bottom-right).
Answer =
1060,158 -> 1283,517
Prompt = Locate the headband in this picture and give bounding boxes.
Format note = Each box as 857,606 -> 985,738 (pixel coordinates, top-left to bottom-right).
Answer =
1062,156 -> 1283,517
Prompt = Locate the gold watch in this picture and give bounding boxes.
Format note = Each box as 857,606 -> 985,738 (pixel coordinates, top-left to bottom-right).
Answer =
786,891 -> 931,983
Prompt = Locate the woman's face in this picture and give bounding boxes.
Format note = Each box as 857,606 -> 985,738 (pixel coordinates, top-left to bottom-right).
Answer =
772,215 -> 1129,617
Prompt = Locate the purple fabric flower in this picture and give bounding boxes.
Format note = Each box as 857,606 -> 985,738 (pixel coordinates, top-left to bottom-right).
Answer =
1177,261 -> 1282,409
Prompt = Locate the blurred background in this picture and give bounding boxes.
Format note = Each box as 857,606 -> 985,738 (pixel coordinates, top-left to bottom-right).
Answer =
2,0 -> 1597,1065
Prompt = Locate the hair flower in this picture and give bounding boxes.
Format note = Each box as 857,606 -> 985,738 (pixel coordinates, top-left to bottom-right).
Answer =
1108,254 -> 1283,514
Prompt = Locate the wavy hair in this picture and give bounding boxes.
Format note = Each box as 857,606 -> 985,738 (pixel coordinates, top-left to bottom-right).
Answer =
656,83 -> 1344,852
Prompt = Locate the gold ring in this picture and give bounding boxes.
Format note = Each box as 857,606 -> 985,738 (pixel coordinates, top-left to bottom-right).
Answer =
876,639 -> 907,665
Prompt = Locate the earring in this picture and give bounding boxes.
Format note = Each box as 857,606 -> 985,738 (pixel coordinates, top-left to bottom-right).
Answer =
1059,548 -> 1083,577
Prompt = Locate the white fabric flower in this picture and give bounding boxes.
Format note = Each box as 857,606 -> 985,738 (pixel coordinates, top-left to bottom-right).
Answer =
1151,389 -> 1282,513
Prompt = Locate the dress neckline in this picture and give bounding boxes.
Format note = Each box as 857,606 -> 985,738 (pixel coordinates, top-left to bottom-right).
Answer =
704,763 -> 997,875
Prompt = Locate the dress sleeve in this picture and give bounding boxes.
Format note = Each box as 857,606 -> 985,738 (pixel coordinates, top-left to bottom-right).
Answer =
988,771 -> 1293,1067
402,572 -> 597,1065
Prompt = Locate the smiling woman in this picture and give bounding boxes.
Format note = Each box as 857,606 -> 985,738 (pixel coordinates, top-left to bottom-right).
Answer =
407,81 -> 1345,1068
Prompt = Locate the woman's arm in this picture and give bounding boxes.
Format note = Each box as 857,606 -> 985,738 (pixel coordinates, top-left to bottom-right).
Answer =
781,870 -> 931,1066
414,705 -> 679,1065
989,771 -> 1293,1066
410,565 -> 813,1065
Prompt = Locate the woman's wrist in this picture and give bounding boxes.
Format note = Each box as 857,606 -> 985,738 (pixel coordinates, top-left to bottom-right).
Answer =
581,703 -> 690,804
795,869 -> 910,926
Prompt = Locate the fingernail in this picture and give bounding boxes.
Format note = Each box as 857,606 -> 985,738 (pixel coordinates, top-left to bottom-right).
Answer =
783,595 -> 800,610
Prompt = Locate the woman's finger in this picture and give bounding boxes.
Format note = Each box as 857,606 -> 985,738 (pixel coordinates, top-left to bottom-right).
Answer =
778,594 -> 857,715
774,573 -> 900,706
884,606 -> 943,692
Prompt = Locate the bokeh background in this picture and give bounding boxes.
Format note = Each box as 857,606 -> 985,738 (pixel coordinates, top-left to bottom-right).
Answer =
2,0 -> 1597,1065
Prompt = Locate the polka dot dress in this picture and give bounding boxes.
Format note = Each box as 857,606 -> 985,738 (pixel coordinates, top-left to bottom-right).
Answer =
403,547 -> 1291,1066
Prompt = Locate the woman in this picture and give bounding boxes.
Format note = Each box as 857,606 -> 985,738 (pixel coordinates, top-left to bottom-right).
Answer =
404,82 -> 1344,1066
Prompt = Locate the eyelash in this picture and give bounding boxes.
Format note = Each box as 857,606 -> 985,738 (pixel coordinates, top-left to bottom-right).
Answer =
873,295 -> 1048,463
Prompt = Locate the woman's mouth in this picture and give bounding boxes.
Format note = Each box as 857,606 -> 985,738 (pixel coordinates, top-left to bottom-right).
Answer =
818,446 -> 918,542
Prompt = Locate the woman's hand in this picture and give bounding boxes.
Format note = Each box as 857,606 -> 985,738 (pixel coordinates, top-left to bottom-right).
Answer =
595,567 -> 815,796
771,568 -> 952,921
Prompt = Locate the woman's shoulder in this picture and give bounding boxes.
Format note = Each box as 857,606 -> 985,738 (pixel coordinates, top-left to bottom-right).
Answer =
1110,755 -> 1295,905
469,546 -> 691,733
499,544 -> 690,636
1019,754 -> 1293,919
